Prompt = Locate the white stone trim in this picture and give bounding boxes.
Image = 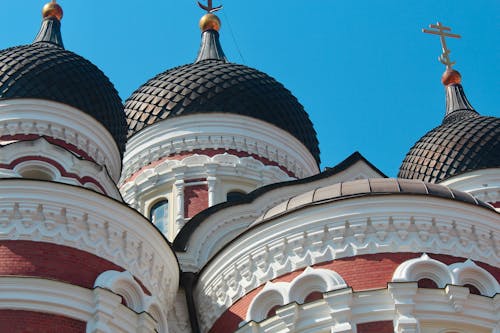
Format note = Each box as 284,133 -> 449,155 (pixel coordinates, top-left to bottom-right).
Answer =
237,284 -> 500,333
449,260 -> 500,297
247,266 -> 347,322
94,270 -> 169,332
393,254 -> 453,288
0,99 -> 121,182
393,254 -> 500,297
122,113 -> 319,180
120,153 -> 293,240
440,168 -> 500,207
0,138 -> 121,200
0,276 -> 157,333
195,195 -> 500,331
0,180 -> 179,317
176,160 -> 384,272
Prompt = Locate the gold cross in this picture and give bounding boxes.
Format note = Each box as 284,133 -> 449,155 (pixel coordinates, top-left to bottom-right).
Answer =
423,22 -> 461,69
197,0 -> 222,13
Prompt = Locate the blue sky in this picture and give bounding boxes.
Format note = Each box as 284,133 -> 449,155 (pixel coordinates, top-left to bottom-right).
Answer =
1,1 -> 498,176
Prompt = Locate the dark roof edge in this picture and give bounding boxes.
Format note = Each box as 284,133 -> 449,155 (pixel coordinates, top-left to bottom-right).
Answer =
172,151 -> 386,250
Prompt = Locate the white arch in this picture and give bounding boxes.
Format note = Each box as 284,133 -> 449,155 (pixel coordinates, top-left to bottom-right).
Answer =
94,270 -> 146,313
392,253 -> 453,288
246,282 -> 287,322
289,267 -> 347,303
450,260 -> 500,297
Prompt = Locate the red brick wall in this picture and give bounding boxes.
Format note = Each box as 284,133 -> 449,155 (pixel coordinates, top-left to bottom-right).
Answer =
357,321 -> 394,333
209,252 -> 500,333
0,240 -> 124,289
0,310 -> 85,332
184,184 -> 209,218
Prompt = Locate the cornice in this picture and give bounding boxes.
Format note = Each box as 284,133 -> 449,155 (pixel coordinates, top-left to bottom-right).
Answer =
0,99 -> 121,182
194,195 -> 499,330
0,180 -> 179,313
122,113 -> 319,180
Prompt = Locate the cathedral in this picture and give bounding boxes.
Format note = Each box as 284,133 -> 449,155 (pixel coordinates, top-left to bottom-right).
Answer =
0,1 -> 498,332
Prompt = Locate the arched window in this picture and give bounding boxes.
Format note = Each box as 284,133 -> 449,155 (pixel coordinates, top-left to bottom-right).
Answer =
149,200 -> 169,233
227,190 -> 246,202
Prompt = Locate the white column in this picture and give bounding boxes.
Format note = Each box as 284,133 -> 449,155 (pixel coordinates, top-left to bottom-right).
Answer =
324,288 -> 354,333
389,282 -> 419,333
207,164 -> 217,207
174,170 -> 185,234
87,288 -> 121,333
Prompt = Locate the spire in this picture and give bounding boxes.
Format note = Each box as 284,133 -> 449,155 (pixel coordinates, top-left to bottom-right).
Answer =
423,22 -> 477,124
33,1 -> 64,48
195,1 -> 227,63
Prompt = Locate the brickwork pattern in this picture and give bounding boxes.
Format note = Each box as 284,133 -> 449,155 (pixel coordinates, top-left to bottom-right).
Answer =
0,310 -> 86,332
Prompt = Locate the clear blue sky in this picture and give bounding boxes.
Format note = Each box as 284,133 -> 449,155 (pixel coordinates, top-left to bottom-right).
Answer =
1,1 -> 498,176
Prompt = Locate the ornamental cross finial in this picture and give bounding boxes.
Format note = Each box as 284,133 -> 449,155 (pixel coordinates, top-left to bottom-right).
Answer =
197,0 -> 222,13
423,22 -> 461,69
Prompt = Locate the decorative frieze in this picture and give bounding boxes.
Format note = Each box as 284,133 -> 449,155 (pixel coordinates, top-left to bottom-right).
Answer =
195,195 -> 499,331
0,180 -> 179,316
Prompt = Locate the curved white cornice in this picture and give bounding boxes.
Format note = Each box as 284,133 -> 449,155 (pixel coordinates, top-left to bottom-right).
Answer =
194,195 -> 500,331
0,99 -> 121,182
122,113 -> 319,180
0,180 -> 179,314
0,138 -> 121,200
440,168 -> 500,206
0,276 -> 158,333
176,163 -> 383,271
236,284 -> 500,333
120,153 -> 292,207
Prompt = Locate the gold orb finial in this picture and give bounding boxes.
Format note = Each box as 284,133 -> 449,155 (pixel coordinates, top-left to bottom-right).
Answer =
42,0 -> 63,21
442,69 -> 462,86
199,13 -> 221,32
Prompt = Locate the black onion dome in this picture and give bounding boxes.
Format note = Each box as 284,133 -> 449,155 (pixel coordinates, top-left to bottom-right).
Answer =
398,76 -> 500,183
0,18 -> 126,155
125,26 -> 320,165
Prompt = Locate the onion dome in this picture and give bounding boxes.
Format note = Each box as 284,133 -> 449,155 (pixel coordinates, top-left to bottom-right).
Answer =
0,1 -> 127,155
125,11 -> 320,164
398,69 -> 500,183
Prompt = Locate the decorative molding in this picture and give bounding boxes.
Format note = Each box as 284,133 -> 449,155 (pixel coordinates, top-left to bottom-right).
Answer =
393,254 -> 500,297
194,195 -> 500,331
94,270 -> 168,332
176,160 -> 384,272
120,153 -> 293,240
440,168 -> 500,208
247,267 -> 347,322
0,180 -> 179,317
122,113 -> 319,180
0,99 -> 121,182
0,276 -> 156,333
0,138 -> 120,199
237,284 -> 500,333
